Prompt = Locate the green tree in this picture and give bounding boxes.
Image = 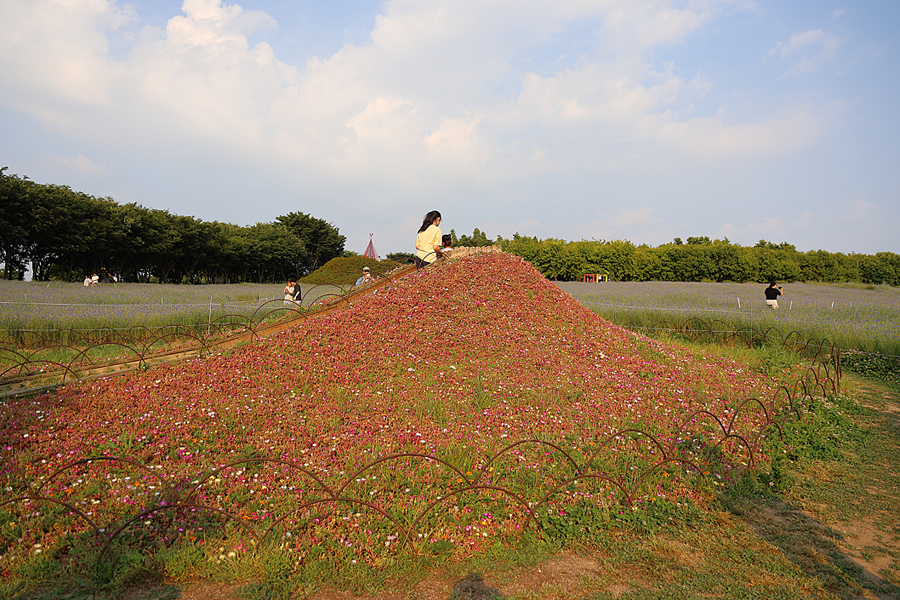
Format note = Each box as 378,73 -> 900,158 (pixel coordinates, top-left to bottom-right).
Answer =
659,244 -> 712,281
386,251 -> 416,262
0,168 -> 33,279
455,228 -> 494,247
592,240 -> 637,281
633,245 -> 662,280
245,222 -> 308,282
200,221 -> 244,283
275,211 -> 345,274
499,233 -> 543,263
799,250 -> 840,282
707,243 -> 755,282
532,239 -> 570,280
859,253 -> 898,285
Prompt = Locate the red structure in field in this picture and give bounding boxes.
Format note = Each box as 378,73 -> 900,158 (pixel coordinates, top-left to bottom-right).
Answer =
363,234 -> 379,260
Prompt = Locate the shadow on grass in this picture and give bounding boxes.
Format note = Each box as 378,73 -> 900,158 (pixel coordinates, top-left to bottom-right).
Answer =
732,494 -> 899,600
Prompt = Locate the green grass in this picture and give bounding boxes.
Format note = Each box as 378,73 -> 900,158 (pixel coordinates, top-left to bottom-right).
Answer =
557,281 -> 900,388
722,375 -> 900,600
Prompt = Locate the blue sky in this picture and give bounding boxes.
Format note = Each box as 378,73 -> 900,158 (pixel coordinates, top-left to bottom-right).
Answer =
2,0 -> 898,257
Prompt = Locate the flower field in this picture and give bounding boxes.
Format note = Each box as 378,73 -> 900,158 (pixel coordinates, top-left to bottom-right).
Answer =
1,254 -> 798,590
559,280 -> 900,355
0,280 -> 346,337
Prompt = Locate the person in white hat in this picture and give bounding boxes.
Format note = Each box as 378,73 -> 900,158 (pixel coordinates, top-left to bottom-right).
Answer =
355,266 -> 374,286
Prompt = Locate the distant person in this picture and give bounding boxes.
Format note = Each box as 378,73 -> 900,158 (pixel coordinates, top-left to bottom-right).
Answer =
765,282 -> 783,309
283,280 -> 300,306
415,210 -> 443,266
355,266 -> 374,286
83,275 -> 91,287
90,273 -> 99,286
439,234 -> 453,259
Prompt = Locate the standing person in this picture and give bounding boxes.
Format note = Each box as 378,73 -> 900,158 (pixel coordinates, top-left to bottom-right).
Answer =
765,281 -> 783,309
284,280 -> 299,306
355,266 -> 374,286
415,210 -> 443,266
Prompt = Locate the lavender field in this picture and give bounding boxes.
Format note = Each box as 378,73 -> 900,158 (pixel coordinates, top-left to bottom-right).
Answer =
558,280 -> 900,354
2,277 -> 898,355
0,280 -> 344,331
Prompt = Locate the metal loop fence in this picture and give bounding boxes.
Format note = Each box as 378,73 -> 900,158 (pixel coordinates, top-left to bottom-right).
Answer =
0,351 -> 839,590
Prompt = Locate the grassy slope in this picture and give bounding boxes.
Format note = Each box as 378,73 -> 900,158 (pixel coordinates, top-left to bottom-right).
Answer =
300,257 -> 402,286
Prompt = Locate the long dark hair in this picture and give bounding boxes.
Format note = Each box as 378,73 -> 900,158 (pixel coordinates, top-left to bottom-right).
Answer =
418,210 -> 442,233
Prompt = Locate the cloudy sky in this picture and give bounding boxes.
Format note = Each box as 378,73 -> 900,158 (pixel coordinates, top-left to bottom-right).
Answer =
2,0 -> 898,256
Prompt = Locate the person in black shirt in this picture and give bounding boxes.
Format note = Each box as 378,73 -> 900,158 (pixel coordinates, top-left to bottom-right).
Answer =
765,282 -> 783,309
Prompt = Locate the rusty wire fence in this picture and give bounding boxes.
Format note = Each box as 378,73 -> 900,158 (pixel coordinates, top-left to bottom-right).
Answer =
0,336 -> 839,593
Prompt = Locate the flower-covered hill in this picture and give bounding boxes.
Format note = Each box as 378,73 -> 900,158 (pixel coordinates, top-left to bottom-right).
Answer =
5,252 -> 779,486
1,252 -> 785,567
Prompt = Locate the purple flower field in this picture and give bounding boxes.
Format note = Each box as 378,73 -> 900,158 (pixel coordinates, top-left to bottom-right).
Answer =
559,280 -> 900,353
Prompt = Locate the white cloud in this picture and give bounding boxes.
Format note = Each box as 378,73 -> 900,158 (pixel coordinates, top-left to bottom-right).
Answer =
49,153 -> 109,175
767,28 -> 843,75
1,0 -> 773,176
714,218 -> 788,245
3,0 -> 878,253
0,0 -> 134,112
839,194 -> 875,221
795,211 -> 813,230
578,207 -> 668,241
649,104 -> 823,159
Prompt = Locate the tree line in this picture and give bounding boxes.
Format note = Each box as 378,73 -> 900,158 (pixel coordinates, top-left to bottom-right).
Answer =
451,229 -> 900,286
4,167 -> 897,286
0,169 -> 345,283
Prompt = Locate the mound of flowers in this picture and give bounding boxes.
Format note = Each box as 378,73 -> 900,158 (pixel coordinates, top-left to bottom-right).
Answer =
0,253 -> 783,580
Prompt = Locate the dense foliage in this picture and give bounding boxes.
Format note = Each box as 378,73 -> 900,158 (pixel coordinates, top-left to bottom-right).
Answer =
473,232 -> 900,285
0,169 -> 344,283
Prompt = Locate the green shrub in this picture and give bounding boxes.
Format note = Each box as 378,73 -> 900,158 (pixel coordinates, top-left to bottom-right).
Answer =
841,350 -> 900,386
300,257 -> 402,285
